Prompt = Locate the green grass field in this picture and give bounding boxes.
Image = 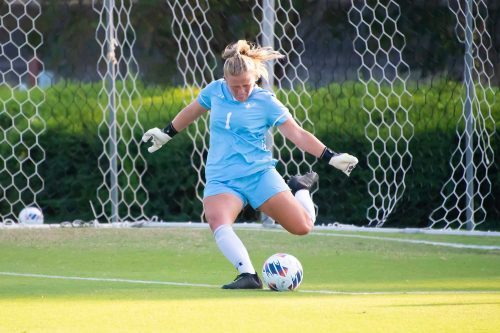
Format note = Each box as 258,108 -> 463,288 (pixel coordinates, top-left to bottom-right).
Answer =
0,227 -> 499,333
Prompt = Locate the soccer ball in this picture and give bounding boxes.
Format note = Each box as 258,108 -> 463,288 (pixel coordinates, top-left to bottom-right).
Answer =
18,206 -> 44,225
262,253 -> 303,291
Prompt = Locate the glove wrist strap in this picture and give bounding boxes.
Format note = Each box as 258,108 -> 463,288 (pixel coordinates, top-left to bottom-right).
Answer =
163,122 -> 178,137
320,147 -> 337,162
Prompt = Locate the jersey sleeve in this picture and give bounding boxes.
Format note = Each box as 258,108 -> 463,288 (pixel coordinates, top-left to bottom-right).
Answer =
267,94 -> 291,127
197,80 -> 221,110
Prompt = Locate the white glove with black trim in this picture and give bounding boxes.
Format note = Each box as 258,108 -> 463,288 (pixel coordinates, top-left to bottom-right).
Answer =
142,127 -> 172,153
329,153 -> 359,176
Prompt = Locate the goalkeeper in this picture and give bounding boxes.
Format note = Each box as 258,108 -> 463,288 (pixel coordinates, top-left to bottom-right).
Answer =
143,40 -> 358,290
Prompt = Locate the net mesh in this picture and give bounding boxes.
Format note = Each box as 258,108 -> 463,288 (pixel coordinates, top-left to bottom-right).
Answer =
93,0 -> 148,222
0,0 -> 45,218
347,0 -> 414,227
0,1 -> 498,230
429,0 -> 496,229
166,0 -> 216,222
251,0 -> 317,181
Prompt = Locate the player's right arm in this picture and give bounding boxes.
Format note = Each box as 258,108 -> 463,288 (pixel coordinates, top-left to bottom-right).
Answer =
142,100 -> 207,153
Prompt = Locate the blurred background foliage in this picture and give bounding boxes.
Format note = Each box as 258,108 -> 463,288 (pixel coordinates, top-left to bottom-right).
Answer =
1,0 -> 499,229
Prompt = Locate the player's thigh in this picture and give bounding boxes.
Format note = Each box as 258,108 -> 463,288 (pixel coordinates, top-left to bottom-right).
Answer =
203,193 -> 244,232
258,191 -> 312,235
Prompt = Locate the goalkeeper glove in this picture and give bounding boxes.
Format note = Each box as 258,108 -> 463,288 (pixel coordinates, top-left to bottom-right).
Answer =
321,147 -> 359,176
142,123 -> 178,153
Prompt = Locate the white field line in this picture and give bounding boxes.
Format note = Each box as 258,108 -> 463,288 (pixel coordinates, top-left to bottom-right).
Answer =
2,222 -> 498,250
1,272 -> 499,296
245,228 -> 500,251
308,232 -> 500,250
2,221 -> 499,250
0,272 -> 217,288
132,223 -> 500,250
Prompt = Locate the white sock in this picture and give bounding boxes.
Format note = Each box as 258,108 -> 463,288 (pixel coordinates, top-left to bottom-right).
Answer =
213,224 -> 256,274
295,189 -> 316,223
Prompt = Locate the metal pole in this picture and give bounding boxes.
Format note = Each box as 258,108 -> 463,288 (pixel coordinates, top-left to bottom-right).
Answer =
261,0 -> 276,226
106,0 -> 119,223
262,0 -> 275,153
464,0 -> 475,230
261,0 -> 275,91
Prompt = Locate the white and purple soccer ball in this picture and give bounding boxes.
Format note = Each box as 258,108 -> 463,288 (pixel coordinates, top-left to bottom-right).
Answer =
262,253 -> 303,291
18,206 -> 44,225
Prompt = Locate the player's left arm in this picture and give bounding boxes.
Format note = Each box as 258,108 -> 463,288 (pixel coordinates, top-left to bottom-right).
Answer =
277,118 -> 324,156
277,118 -> 359,176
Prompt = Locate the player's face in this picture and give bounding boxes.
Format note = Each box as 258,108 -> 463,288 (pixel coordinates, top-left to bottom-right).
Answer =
225,71 -> 257,102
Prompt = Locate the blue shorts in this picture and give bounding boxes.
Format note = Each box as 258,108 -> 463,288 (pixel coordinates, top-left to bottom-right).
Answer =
204,168 -> 290,209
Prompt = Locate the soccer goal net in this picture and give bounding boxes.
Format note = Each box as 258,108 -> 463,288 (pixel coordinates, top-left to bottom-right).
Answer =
0,0 -> 498,231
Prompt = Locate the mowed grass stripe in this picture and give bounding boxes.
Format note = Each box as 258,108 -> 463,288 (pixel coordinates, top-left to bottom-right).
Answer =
1,294 -> 499,333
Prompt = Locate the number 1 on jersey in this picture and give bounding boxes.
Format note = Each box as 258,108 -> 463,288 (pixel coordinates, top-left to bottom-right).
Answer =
225,112 -> 232,129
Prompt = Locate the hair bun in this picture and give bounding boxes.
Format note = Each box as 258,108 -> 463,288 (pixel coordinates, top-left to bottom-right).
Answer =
222,40 -> 250,59
222,40 -> 284,80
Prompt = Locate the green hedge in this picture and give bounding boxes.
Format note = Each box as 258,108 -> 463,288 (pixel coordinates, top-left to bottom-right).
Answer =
1,81 -> 498,229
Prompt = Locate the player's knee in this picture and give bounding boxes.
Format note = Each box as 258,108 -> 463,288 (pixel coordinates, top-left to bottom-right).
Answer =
290,216 -> 313,236
204,212 -> 229,232
207,218 -> 231,233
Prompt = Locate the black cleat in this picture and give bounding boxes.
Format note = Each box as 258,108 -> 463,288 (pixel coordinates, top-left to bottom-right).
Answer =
287,171 -> 319,195
222,273 -> 263,290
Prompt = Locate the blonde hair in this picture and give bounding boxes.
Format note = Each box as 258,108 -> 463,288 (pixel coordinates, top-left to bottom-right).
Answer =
222,40 -> 284,81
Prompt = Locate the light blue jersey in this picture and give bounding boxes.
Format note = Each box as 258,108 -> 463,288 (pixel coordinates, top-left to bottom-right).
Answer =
197,79 -> 291,182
